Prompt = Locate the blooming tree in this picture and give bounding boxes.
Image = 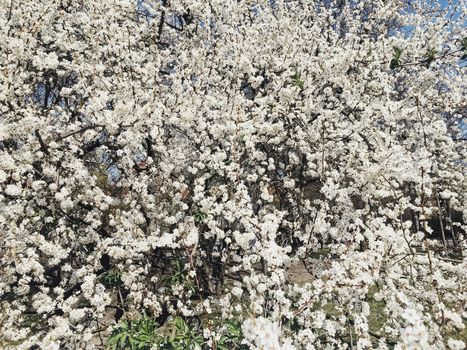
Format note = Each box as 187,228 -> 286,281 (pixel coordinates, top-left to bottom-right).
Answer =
0,0 -> 466,349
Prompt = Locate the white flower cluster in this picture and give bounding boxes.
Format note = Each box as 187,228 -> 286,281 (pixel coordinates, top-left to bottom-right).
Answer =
397,308 -> 430,350
242,317 -> 282,350
0,0 -> 466,349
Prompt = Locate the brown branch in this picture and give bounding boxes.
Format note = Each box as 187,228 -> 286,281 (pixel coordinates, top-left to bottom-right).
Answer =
157,0 -> 168,42
56,124 -> 104,141
34,129 -> 49,155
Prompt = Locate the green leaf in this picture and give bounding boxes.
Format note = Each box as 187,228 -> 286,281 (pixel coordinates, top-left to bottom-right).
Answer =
102,269 -> 123,288
290,71 -> 304,90
193,211 -> 207,224
107,316 -> 159,350
460,37 -> 467,51
390,46 -> 403,70
424,48 -> 437,67
393,46 -> 403,59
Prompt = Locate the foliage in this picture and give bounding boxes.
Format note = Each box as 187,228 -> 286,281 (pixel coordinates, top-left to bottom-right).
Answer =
217,320 -> 247,350
159,317 -> 204,350
108,315 -> 244,350
165,258 -> 197,294
193,211 -> 207,224
108,315 -> 158,350
390,46 -> 403,69
460,37 -> 467,61
290,71 -> 305,90
102,269 -> 124,288
424,48 -> 438,67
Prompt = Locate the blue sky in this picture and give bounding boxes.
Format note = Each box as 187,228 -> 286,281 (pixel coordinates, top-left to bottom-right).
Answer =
439,0 -> 464,18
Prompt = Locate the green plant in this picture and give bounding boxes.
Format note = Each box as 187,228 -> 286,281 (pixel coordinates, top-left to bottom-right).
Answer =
284,317 -> 301,335
107,314 -> 158,350
167,259 -> 197,294
423,48 -> 437,67
216,320 -> 247,350
160,317 -> 204,350
390,46 -> 403,69
102,269 -> 123,288
460,37 -> 467,60
170,259 -> 187,285
193,211 -> 207,224
290,71 -> 305,90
